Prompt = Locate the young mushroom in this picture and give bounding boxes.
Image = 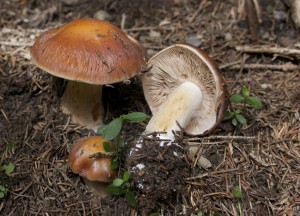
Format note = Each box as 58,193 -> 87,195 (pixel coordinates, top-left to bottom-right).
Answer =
68,136 -> 117,196
142,43 -> 227,161
68,136 -> 117,182
31,18 -> 147,130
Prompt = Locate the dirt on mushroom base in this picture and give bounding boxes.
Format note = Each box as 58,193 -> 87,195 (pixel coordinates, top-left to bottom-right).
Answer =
126,136 -> 191,215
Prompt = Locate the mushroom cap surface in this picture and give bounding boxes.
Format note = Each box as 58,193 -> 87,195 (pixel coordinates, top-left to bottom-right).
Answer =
31,18 -> 147,85
142,43 -> 227,135
68,136 -> 117,182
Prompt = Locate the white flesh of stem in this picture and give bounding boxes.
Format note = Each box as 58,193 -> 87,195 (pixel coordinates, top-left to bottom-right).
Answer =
145,81 -> 202,140
61,81 -> 104,131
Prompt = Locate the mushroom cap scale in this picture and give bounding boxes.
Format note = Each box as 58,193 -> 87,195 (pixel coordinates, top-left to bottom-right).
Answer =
68,136 -> 117,183
31,18 -> 147,85
142,43 -> 227,135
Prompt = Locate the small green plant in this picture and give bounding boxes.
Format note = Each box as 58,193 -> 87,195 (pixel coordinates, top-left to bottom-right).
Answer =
197,212 -> 204,216
106,171 -> 137,207
225,86 -> 262,126
0,140 -> 16,199
232,186 -> 242,215
0,184 -> 8,199
1,162 -> 15,175
97,112 -> 148,206
0,163 -> 15,199
0,164 -> 14,199
232,185 -> 242,198
97,112 -> 148,140
97,112 -> 148,169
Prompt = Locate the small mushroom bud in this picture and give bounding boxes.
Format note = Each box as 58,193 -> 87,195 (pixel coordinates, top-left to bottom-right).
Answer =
68,136 -> 117,183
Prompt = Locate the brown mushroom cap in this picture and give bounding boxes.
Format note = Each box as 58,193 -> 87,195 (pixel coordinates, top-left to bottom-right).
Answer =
30,18 -> 147,85
68,136 -> 117,182
142,43 -> 227,135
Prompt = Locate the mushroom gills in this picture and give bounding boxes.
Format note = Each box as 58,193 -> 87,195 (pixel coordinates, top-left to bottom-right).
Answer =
145,81 -> 202,139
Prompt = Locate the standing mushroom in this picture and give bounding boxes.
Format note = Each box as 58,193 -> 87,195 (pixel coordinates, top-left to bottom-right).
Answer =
31,18 -> 147,130
142,43 -> 227,160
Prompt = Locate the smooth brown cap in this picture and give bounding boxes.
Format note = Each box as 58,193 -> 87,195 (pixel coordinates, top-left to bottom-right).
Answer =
31,18 -> 147,85
68,136 -> 117,182
142,43 -> 227,135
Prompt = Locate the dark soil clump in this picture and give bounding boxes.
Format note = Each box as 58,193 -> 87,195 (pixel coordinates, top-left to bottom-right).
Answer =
127,135 -> 191,215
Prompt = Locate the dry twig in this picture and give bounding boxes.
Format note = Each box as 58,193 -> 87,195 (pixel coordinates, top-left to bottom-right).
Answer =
228,63 -> 300,71
185,168 -> 240,181
236,45 -> 300,58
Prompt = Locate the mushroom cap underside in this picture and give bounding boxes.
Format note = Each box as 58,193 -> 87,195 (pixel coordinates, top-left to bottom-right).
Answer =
142,43 -> 227,135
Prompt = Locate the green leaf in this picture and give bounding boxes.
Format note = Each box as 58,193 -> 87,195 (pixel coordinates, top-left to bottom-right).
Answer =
97,125 -> 107,135
224,111 -> 234,120
125,190 -> 137,207
197,212 -> 204,216
234,109 -> 241,114
236,114 -> 247,125
122,171 -> 130,182
117,139 -> 125,148
121,112 -> 148,123
103,141 -> 114,152
0,185 -> 7,198
230,94 -> 244,104
149,213 -> 160,216
0,185 -> 6,192
3,163 -> 14,175
232,118 -> 238,126
242,86 -> 250,97
232,186 -> 242,198
246,96 -> 263,109
106,184 -> 123,195
113,178 -> 124,187
110,158 -> 119,170
97,117 -> 123,140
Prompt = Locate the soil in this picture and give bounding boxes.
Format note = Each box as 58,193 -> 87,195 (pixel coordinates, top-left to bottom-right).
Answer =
0,0 -> 299,215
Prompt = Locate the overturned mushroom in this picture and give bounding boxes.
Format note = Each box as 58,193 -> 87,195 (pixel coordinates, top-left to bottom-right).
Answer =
68,136 -> 117,196
142,43 -> 227,162
31,18 -> 147,130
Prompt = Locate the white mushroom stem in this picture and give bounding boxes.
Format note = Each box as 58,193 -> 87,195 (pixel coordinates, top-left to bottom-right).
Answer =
143,81 -> 211,168
61,81 -> 104,131
145,81 -> 202,140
